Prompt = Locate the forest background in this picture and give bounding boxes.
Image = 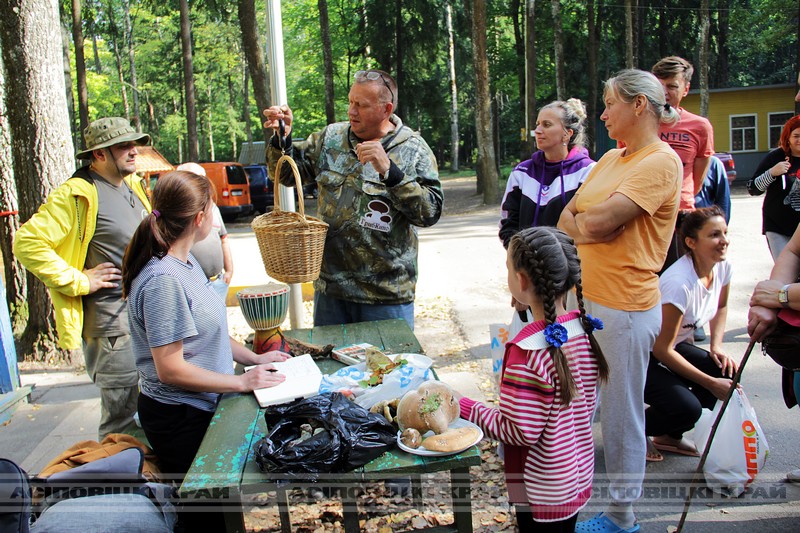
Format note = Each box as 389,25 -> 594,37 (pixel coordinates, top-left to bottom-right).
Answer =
1,0 -> 799,362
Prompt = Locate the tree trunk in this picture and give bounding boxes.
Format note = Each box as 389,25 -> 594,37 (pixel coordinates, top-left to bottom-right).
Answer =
0,53 -> 26,331
471,0 -> 499,204
510,0 -> 525,160
106,0 -> 129,120
207,86 -> 215,161
658,2 -> 667,59
318,0 -> 336,124
145,91 -> 157,137
59,5 -> 77,153
624,0 -> 634,68
633,0 -> 641,66
587,0 -> 599,156
179,0 -> 199,161
91,31 -> 102,73
123,0 -> 140,131
0,0 -> 76,364
394,0 -> 405,119
71,0 -> 89,142
715,0 -> 729,87
550,0 -> 565,100
698,0 -> 710,117
242,66 -> 252,143
123,0 -> 142,131
446,3 -> 459,171
237,0 -> 272,143
525,0 -> 536,156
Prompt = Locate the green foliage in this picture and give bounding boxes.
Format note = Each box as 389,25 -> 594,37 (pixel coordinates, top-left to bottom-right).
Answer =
60,0 -> 798,169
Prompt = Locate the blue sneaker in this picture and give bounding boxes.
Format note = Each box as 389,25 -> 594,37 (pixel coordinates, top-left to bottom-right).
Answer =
575,513 -> 640,533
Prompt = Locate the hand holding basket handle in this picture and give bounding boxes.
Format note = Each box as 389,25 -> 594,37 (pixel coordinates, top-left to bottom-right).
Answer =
263,105 -> 293,138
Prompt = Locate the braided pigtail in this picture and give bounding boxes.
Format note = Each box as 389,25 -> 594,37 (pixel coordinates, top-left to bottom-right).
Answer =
574,278 -> 609,382
542,278 -> 578,405
510,228 -> 577,405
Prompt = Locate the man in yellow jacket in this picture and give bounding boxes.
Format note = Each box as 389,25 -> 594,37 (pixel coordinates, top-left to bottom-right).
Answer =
14,117 -> 151,439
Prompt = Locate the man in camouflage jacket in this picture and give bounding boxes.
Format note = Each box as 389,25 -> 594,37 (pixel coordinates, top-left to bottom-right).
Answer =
264,70 -> 442,328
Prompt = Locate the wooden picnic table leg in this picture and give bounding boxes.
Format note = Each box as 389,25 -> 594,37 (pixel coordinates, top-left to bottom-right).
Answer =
213,488 -> 246,533
275,485 -> 292,533
341,485 -> 361,533
450,466 -> 473,533
410,473 -> 423,509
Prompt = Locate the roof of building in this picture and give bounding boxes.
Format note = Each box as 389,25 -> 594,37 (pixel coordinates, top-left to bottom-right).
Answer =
135,146 -> 173,173
239,141 -> 266,166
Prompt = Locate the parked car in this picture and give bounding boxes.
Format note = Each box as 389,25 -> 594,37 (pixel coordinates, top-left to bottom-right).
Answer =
199,162 -> 253,221
715,152 -> 737,185
244,165 -> 270,214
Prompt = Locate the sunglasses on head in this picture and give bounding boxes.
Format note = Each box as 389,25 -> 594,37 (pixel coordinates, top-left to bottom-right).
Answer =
354,70 -> 395,104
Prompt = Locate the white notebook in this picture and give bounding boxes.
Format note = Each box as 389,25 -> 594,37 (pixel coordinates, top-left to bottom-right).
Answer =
244,353 -> 322,408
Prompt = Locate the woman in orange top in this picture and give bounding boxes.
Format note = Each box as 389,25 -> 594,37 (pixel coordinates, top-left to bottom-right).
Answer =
559,69 -> 682,533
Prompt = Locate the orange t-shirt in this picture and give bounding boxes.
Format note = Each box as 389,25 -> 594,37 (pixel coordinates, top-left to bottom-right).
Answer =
575,142 -> 681,311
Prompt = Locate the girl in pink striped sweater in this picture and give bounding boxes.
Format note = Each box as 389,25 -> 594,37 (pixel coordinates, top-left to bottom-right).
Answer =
459,226 -> 608,531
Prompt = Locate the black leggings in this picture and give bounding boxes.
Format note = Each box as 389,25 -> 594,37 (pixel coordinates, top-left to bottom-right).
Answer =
138,394 -> 225,532
515,505 -> 578,532
644,342 -> 727,439
137,393 -> 215,478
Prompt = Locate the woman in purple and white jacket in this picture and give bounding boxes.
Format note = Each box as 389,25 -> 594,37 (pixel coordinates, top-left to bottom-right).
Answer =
499,98 -> 596,248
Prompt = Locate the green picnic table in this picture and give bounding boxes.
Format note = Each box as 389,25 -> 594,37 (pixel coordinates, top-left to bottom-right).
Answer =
179,318 -> 482,532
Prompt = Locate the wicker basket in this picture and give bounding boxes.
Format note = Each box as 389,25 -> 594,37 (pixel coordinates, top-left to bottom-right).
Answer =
251,155 -> 328,283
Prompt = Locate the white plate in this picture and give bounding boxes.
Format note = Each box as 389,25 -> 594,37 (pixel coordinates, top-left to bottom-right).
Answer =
396,419 -> 484,457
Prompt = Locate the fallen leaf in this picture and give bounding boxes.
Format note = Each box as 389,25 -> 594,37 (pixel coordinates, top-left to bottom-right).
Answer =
493,513 -> 508,523
411,516 -> 429,528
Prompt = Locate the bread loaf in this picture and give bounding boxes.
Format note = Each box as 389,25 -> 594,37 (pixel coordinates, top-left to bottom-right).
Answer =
421,426 -> 480,452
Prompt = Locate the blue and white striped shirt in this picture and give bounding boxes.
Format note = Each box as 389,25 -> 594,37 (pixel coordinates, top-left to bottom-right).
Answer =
128,253 -> 234,412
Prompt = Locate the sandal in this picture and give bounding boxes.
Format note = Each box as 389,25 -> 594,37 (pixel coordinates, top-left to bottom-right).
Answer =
646,438 -> 664,462
575,513 -> 640,533
651,436 -> 699,457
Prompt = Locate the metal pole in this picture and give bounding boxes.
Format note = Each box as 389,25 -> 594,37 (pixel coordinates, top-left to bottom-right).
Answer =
266,0 -> 304,329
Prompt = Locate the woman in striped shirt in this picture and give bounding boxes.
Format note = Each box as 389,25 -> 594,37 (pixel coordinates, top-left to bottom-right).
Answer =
459,226 -> 608,531
122,170 -> 289,480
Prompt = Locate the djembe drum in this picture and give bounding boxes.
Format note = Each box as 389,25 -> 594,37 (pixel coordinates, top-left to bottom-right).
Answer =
237,283 -> 290,354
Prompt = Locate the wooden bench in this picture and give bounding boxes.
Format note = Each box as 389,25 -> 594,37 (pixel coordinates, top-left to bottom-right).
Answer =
180,319 -> 481,532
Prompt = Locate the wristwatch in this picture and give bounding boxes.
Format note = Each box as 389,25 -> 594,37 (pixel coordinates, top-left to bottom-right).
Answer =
778,284 -> 791,307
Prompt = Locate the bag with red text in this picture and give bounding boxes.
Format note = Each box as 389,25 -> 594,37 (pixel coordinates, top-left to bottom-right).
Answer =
694,389 -> 769,497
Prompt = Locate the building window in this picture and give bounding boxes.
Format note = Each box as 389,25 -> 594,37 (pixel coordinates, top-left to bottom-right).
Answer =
769,112 -> 794,148
730,114 -> 756,152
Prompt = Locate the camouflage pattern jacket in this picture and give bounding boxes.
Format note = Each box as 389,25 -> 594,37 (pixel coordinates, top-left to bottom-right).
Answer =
267,115 -> 443,304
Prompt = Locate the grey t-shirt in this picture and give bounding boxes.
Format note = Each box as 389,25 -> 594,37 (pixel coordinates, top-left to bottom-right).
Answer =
128,254 -> 234,412
189,205 -> 228,278
83,174 -> 149,337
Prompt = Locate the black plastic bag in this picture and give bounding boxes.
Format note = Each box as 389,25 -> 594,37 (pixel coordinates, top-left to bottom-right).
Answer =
254,392 -> 396,477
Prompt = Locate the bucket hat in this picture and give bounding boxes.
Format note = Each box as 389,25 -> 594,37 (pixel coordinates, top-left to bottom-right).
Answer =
76,117 -> 151,160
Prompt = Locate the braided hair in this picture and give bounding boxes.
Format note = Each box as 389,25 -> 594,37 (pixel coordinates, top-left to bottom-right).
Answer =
508,227 -> 609,405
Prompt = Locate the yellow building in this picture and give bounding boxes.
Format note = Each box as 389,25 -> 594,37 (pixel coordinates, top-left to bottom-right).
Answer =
682,83 -> 796,180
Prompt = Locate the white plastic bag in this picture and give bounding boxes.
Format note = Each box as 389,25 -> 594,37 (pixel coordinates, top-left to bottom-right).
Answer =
318,353 -> 433,409
693,389 -> 769,497
489,310 -> 531,385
